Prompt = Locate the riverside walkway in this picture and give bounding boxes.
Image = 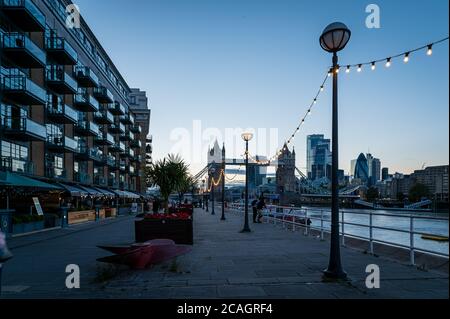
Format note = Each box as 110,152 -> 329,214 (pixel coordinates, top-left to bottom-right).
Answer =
1,208 -> 448,299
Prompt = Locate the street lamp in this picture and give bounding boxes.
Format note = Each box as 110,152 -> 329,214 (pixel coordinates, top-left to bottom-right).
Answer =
320,22 -> 351,280
221,143 -> 226,221
241,132 -> 254,232
209,166 -> 216,215
202,179 -> 206,210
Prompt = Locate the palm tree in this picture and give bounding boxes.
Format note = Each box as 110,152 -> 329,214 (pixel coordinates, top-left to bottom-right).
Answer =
145,154 -> 190,212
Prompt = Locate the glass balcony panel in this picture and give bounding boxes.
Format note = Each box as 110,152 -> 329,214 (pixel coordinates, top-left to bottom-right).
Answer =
45,37 -> 78,65
1,74 -> 47,105
2,32 -> 46,67
1,0 -> 46,31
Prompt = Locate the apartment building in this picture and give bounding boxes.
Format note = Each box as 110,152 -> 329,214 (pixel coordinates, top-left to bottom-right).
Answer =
0,0 -> 150,203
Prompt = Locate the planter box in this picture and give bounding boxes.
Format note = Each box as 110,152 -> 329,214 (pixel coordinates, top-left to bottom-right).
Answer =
68,210 -> 95,225
135,218 -> 193,245
105,208 -> 117,218
13,221 -> 45,235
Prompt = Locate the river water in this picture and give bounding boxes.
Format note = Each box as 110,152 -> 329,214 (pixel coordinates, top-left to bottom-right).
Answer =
286,207 -> 449,256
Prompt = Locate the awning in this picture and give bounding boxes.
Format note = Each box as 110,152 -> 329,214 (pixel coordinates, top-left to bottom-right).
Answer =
111,190 -> 140,199
78,185 -> 103,197
112,189 -> 127,198
0,171 -> 62,190
58,183 -> 89,197
124,191 -> 140,199
94,187 -> 116,197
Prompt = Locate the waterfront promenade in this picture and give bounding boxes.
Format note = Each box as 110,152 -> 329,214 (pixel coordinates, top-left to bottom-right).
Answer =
1,208 -> 448,299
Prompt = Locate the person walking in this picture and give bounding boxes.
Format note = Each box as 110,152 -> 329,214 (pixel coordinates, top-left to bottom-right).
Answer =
251,199 -> 258,223
256,196 -> 266,223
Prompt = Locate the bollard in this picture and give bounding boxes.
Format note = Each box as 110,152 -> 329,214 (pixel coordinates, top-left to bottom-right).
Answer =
61,207 -> 69,228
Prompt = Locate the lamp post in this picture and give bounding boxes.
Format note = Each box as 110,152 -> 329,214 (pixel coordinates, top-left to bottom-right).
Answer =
210,167 -> 216,215
241,132 -> 253,233
221,143 -> 226,221
320,22 -> 351,280
201,179 -> 206,210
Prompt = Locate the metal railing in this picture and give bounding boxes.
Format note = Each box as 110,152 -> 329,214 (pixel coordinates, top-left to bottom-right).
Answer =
228,203 -> 449,264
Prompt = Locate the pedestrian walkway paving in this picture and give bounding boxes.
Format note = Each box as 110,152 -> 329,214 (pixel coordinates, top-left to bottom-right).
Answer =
1,208 -> 448,299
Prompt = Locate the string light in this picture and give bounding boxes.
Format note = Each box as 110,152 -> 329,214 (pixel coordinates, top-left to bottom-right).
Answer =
385,57 -> 391,68
346,65 -> 350,73
403,52 -> 410,63
371,61 -> 376,70
357,64 -> 362,72
320,86 -> 324,91
427,44 -> 433,56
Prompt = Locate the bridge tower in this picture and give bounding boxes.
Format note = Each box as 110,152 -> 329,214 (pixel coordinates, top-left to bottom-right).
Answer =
276,144 -> 297,194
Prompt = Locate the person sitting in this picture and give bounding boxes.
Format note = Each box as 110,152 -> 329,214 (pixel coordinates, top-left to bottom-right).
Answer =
256,197 -> 266,223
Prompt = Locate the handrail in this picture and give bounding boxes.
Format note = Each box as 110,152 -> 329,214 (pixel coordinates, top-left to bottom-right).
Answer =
227,203 -> 449,263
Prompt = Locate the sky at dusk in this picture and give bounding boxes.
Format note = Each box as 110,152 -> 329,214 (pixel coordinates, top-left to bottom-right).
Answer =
74,0 -> 449,175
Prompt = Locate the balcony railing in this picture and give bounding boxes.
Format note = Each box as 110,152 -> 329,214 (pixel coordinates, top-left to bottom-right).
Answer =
130,139 -> 142,149
74,120 -> 100,137
0,156 -> 34,175
108,101 -> 126,115
46,135 -> 78,153
106,155 -> 116,167
1,116 -> 46,141
45,166 -> 67,181
1,73 -> 47,105
2,32 -> 46,68
46,98 -> 77,124
93,109 -> 114,124
0,0 -> 46,31
109,122 -> 126,134
74,93 -> 100,112
45,65 -> 78,94
93,86 -> 114,103
130,124 -> 142,134
75,66 -> 99,88
95,132 -> 115,146
119,113 -> 135,125
45,36 -> 77,65
74,171 -> 91,184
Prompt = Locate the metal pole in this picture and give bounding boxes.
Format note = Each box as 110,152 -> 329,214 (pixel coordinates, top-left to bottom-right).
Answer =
324,53 -> 346,279
341,210 -> 345,247
410,216 -> 415,265
320,210 -> 324,241
211,182 -> 215,215
221,144 -> 226,221
241,140 -> 251,232
369,210 -> 374,254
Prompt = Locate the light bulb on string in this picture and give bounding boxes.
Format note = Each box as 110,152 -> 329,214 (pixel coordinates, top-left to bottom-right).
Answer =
357,64 -> 362,72
427,44 -> 433,56
346,65 -> 350,73
320,86 -> 324,92
404,52 -> 410,63
313,99 -> 317,104
335,67 -> 339,74
327,69 -> 332,77
371,62 -> 376,70
385,57 -> 391,67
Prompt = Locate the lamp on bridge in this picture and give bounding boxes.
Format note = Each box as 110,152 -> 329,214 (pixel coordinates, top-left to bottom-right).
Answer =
320,22 -> 351,280
209,166 -> 216,215
241,132 -> 254,233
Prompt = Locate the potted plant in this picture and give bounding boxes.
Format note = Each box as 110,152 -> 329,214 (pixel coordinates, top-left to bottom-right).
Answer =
12,215 -> 45,234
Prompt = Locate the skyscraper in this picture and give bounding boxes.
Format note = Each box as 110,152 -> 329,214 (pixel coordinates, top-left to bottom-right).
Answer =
307,134 -> 331,180
382,167 -> 389,181
371,158 -> 381,183
354,153 -> 369,183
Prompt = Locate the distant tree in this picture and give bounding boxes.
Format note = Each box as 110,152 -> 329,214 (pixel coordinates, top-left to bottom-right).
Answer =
409,183 -> 430,203
365,187 -> 379,202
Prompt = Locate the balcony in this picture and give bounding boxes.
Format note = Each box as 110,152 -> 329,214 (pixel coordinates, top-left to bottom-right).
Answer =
108,101 -> 125,115
46,65 -> 78,94
0,156 -> 34,175
119,131 -> 133,142
130,139 -> 142,149
93,86 -> 114,103
46,99 -> 77,124
74,120 -> 100,137
108,178 -> 119,189
45,37 -> 78,65
0,0 -> 46,32
93,109 -> 114,125
1,116 -> 46,141
109,122 -> 125,134
45,166 -> 67,181
46,135 -> 78,153
75,146 -> 103,163
95,132 -> 115,146
94,175 -> 107,187
109,142 -> 126,153
2,32 -> 46,68
74,172 -> 91,185
1,74 -> 46,105
75,66 -> 99,88
74,93 -> 99,112
130,124 -> 142,134
119,113 -> 134,125
106,155 -> 116,168
130,155 -> 142,163
120,148 -> 134,159
118,160 -> 126,172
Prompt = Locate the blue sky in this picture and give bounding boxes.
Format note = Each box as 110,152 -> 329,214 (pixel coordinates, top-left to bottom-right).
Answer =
75,0 -> 449,175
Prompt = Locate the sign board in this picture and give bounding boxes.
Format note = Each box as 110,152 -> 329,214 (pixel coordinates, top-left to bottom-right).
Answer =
32,197 -> 44,216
